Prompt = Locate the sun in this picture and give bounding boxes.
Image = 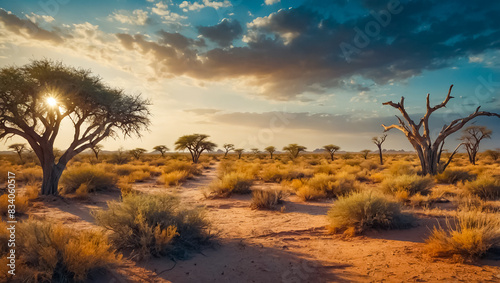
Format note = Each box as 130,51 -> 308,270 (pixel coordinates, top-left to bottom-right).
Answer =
46,97 -> 57,106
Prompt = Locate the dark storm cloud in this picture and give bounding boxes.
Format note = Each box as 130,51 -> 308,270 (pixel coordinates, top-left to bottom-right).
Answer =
0,8 -> 62,43
197,19 -> 242,47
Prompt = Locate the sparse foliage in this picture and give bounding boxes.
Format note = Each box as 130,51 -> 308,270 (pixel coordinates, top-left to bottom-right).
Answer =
0,60 -> 150,195
265,146 -> 276,159
234,148 -> 244,159
323,144 -> 340,161
459,125 -> 492,165
250,148 -> 260,155
360,149 -> 371,159
8,143 -> 26,163
153,145 -> 169,157
223,143 -> 234,158
283,143 -> 307,159
90,144 -> 103,161
175,134 -> 217,163
129,148 -> 147,160
382,85 -> 499,175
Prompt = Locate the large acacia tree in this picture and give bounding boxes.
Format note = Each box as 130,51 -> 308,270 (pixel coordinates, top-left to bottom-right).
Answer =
0,60 -> 150,195
175,134 -> 217,163
382,85 -> 499,175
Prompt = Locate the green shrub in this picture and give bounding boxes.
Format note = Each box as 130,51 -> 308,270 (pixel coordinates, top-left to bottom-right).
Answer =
424,210 -> 500,259
93,193 -> 211,260
251,189 -> 285,210
380,175 -> 433,196
0,219 -> 119,282
60,164 -> 118,194
435,169 -> 476,184
460,176 -> 500,200
327,191 -> 414,235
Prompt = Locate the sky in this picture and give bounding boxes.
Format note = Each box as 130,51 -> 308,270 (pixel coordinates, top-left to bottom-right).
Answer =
0,0 -> 499,153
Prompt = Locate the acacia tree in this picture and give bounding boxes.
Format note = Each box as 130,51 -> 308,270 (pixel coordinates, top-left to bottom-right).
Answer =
223,143 -> 234,158
8,143 -> 26,163
129,148 -> 147,160
382,85 -> 500,175
323,144 -> 340,161
372,134 -> 387,165
360,149 -> 371,159
250,148 -> 260,155
265,146 -> 276,159
283,143 -> 306,159
0,60 -> 150,195
91,144 -> 103,161
175,134 -> 217,163
153,145 -> 169,157
459,125 -> 492,165
234,148 -> 244,159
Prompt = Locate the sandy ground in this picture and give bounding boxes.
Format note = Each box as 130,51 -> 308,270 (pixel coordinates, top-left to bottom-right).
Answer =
27,163 -> 500,283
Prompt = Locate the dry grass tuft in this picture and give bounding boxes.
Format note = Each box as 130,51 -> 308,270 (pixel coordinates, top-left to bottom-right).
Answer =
381,175 -> 434,197
251,189 -> 285,210
424,210 -> 500,260
435,169 -> 476,184
93,193 -> 211,260
158,170 -> 190,187
460,176 -> 500,200
0,219 -> 119,282
327,190 -> 414,235
60,164 -> 118,195
207,172 -> 253,198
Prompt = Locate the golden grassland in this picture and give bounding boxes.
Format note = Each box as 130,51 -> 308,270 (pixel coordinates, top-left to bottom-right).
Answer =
0,151 -> 499,281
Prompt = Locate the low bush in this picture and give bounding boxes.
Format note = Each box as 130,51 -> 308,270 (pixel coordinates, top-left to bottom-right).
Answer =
60,164 -> 118,195
251,189 -> 285,210
327,191 -> 414,235
435,169 -> 476,184
158,170 -> 190,186
460,176 -> 500,200
424,210 -> 500,260
18,167 -> 43,184
0,219 -> 119,282
380,175 -> 433,196
207,172 -> 253,197
93,193 -> 211,260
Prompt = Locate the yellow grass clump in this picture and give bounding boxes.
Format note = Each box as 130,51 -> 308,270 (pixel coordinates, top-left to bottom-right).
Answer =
460,176 -> 500,200
424,210 -> 500,260
251,189 -> 285,210
207,172 -> 253,198
158,170 -> 190,187
60,164 -> 118,195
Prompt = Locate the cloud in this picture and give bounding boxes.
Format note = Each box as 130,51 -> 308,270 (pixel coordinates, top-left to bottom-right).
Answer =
179,0 -> 231,12
109,9 -> 149,25
0,9 -> 62,43
151,2 -> 187,23
25,12 -> 55,24
264,0 -> 281,5
197,19 -> 242,47
184,108 -> 222,115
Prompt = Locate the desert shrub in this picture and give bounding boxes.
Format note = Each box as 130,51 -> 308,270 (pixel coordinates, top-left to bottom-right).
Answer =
460,176 -> 500,200
25,183 -> 40,199
327,191 -> 414,235
60,164 -> 118,195
0,219 -> 119,282
424,210 -> 500,260
388,161 -> 416,176
18,167 -> 43,183
163,160 -> 202,176
360,160 -> 380,171
93,193 -> 211,260
158,170 -> 190,186
296,185 -> 327,201
381,175 -> 434,196
483,149 -> 500,161
435,169 -> 476,184
0,194 -> 29,215
251,189 -> 285,210
207,172 -> 253,197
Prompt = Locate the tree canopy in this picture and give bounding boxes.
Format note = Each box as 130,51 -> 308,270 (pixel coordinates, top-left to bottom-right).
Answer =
175,134 -> 217,163
0,60 -> 150,195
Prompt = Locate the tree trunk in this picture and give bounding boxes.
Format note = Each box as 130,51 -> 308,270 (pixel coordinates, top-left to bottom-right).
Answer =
270,152 -> 273,159
41,162 -> 65,195
377,145 -> 383,165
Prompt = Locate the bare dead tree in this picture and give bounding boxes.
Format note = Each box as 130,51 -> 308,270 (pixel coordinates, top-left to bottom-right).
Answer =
372,134 -> 387,165
382,85 -> 500,175
459,125 -> 492,165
